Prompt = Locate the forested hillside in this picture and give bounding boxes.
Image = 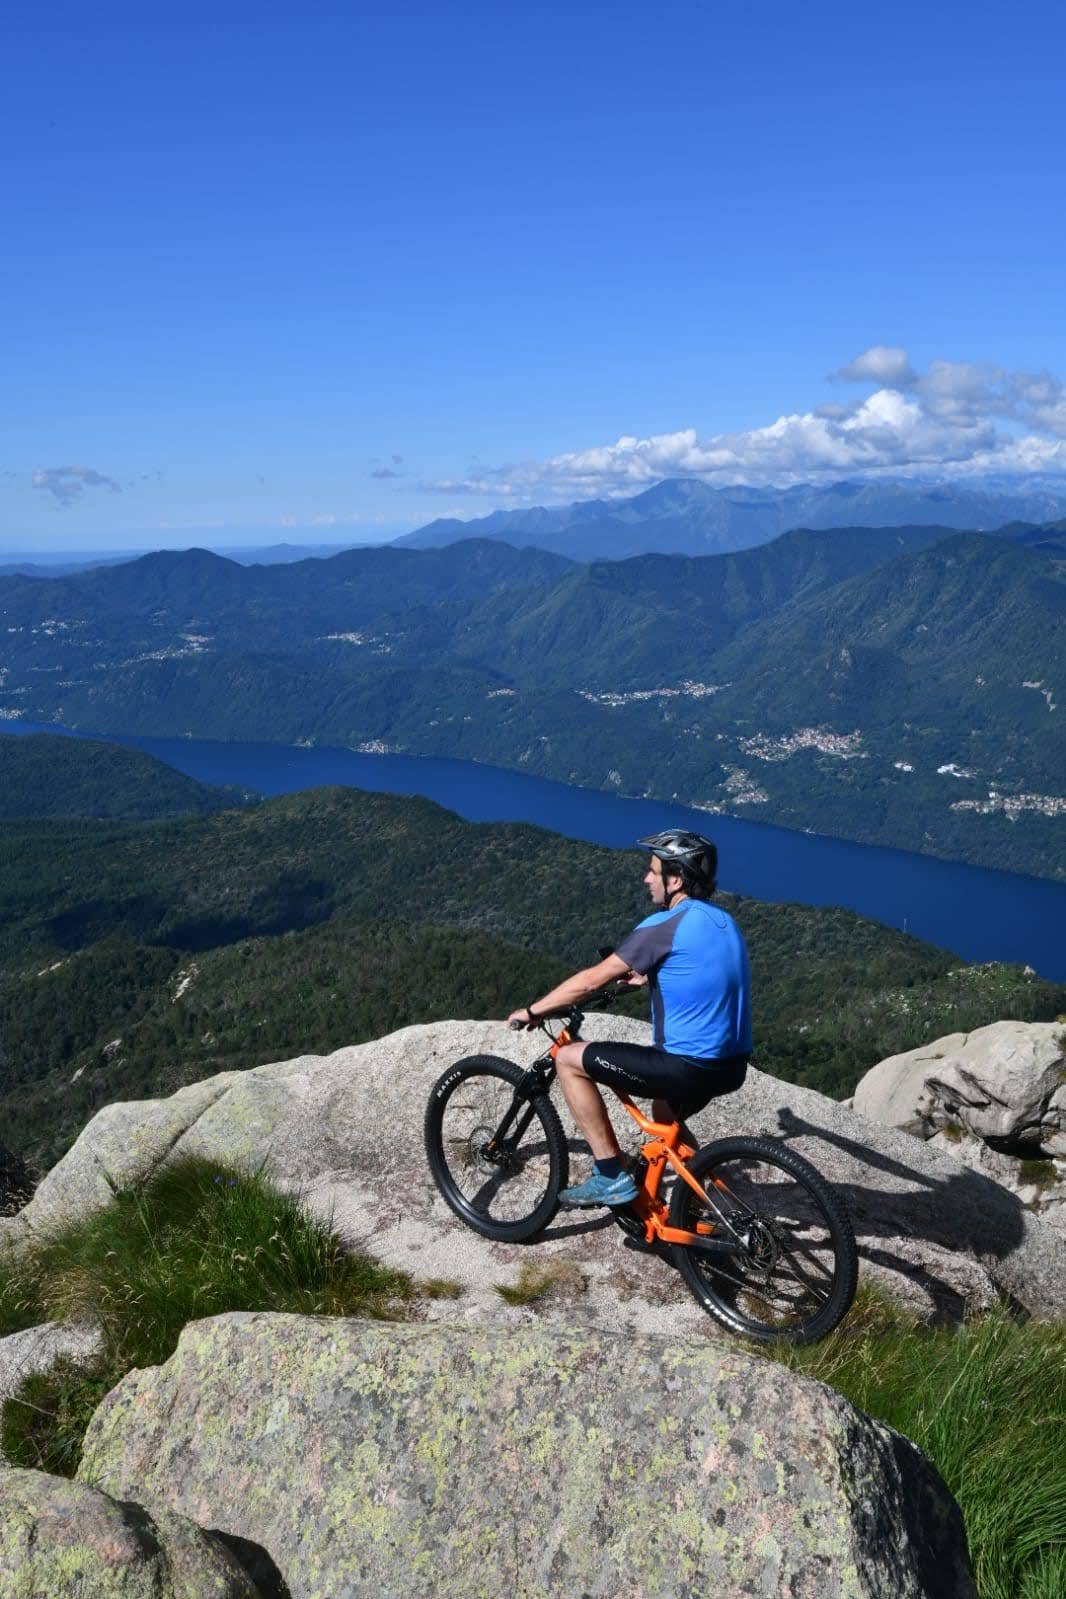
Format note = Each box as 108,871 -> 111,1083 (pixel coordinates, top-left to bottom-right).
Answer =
1,785 -> 1062,1171
0,527 -> 1062,878
0,733 -> 252,820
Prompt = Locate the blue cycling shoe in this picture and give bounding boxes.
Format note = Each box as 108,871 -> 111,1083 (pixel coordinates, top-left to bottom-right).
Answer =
558,1170 -> 638,1209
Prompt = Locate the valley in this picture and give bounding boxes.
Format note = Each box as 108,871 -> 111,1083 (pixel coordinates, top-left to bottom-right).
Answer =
0,521 -> 1061,879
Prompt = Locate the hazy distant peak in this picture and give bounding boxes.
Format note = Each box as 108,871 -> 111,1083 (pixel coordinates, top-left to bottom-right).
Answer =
395,476 -> 1066,562
132,547 -> 240,570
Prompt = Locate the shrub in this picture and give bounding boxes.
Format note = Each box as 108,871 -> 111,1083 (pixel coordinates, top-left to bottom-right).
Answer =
1018,1158 -> 1057,1189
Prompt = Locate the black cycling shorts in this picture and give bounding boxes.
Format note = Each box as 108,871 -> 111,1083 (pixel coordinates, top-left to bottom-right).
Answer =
579,1040 -> 749,1120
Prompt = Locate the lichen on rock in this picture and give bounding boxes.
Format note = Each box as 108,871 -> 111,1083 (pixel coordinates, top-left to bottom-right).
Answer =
0,1465 -> 263,1597
79,1311 -> 976,1599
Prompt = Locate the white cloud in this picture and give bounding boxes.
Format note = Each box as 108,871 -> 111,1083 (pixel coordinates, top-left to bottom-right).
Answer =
835,345 -> 917,386
32,465 -> 121,506
426,347 -> 1066,501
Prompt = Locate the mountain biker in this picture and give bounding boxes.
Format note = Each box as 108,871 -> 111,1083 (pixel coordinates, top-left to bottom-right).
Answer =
506,829 -> 751,1208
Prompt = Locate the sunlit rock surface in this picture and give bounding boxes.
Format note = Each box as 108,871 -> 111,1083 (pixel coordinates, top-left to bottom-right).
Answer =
0,1465 -> 262,1598
79,1312 -> 975,1599
7,1016 -> 1066,1326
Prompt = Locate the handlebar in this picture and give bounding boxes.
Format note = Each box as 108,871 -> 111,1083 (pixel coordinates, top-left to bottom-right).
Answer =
508,978 -> 633,1034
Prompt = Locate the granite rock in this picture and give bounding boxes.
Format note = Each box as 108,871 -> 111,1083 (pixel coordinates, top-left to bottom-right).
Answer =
0,1465 -> 262,1598
854,1021 -> 1066,1152
79,1312 -> 976,1599
9,1017 -> 1066,1325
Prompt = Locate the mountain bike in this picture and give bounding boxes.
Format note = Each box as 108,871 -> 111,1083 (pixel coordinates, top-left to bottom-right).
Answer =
424,992 -> 858,1344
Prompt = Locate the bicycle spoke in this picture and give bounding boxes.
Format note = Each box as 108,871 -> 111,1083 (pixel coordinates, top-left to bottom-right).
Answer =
773,1239 -> 835,1292
678,1150 -> 846,1332
437,1078 -> 556,1225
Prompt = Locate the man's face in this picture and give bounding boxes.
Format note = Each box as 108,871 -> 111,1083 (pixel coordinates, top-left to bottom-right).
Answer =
644,854 -> 679,907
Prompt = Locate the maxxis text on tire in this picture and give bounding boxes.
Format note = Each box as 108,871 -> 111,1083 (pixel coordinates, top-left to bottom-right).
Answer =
424,1054 -> 569,1243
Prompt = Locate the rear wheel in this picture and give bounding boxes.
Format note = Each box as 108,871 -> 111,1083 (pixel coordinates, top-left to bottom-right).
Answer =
424,1055 -> 568,1242
668,1135 -> 857,1344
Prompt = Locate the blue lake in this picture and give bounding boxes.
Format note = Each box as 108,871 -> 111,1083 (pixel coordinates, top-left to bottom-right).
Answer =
4,723 -> 1065,980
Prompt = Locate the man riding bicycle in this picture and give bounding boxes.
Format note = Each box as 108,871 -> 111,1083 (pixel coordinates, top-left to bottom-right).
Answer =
507,829 -> 751,1209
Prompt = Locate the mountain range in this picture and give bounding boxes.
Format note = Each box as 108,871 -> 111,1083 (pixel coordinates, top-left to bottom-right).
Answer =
396,476 -> 1066,560
0,521 -> 1061,880
0,541 -> 376,580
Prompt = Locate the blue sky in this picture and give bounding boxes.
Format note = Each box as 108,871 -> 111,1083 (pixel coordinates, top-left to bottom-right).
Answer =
4,0 -> 1066,548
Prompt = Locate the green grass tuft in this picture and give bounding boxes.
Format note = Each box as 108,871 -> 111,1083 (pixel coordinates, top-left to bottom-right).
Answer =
421,1277 -> 464,1300
768,1287 -> 1066,1599
0,1155 -> 413,1475
0,1246 -> 47,1340
494,1259 -> 586,1306
1018,1158 -> 1058,1189
0,1358 -> 114,1478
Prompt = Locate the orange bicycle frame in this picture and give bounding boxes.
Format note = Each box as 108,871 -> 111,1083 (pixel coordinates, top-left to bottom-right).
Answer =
549,1027 -> 725,1250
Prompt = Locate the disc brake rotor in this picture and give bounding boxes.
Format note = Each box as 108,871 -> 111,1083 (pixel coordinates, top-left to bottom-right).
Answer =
470,1125 -> 518,1176
736,1216 -> 780,1274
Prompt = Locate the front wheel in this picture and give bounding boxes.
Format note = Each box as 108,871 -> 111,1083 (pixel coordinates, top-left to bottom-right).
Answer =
424,1055 -> 569,1242
668,1135 -> 858,1344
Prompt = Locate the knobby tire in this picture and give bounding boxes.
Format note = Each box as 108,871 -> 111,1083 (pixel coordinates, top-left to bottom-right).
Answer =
668,1134 -> 858,1344
424,1055 -> 569,1242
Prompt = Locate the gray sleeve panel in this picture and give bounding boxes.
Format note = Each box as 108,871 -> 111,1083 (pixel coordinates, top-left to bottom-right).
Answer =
615,912 -> 683,975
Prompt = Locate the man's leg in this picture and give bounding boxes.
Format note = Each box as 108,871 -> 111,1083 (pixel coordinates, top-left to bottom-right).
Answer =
554,1041 -> 622,1161
553,1041 -> 638,1207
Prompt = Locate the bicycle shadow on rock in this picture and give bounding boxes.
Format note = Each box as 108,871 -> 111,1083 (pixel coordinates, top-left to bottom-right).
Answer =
537,1212 -> 617,1242
772,1105 -> 1034,1321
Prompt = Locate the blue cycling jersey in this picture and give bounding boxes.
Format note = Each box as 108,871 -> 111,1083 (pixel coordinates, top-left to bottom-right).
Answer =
614,899 -> 752,1060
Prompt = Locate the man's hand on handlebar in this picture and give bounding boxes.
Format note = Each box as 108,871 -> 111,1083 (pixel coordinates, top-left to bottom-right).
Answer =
506,1006 -> 541,1031
505,968 -> 640,1030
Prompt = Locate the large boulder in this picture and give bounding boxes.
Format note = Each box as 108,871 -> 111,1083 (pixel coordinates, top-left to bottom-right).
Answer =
853,1021 -> 1066,1152
79,1311 -> 975,1599
854,1022 -> 1066,1237
9,1016 -> 1066,1325
0,1465 -> 262,1597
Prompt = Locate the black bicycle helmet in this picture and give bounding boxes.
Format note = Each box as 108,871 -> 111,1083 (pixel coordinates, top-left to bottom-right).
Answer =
638,828 -> 718,904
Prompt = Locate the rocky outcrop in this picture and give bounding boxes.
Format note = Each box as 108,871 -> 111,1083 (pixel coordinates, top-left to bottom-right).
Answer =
0,1465 -> 262,1597
854,1022 -> 1066,1151
854,1022 -> 1066,1234
7,1016 -> 1066,1326
79,1312 -> 975,1599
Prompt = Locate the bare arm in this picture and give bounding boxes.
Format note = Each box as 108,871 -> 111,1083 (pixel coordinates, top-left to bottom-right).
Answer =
506,952 -> 632,1028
